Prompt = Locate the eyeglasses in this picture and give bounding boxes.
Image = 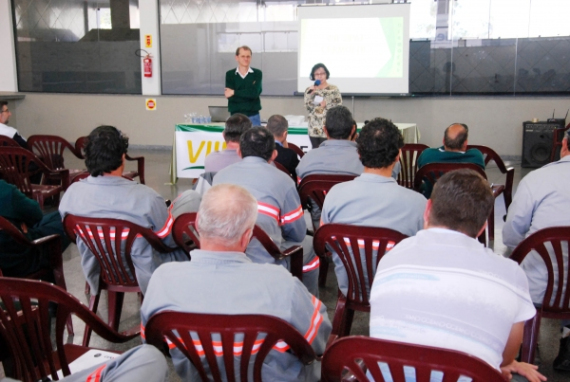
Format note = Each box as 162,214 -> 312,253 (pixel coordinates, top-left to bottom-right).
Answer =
0,109 -> 9,113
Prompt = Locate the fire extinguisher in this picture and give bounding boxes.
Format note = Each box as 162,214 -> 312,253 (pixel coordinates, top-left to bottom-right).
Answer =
143,54 -> 152,78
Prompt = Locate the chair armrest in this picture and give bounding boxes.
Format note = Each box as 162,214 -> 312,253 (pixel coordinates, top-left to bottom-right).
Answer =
125,155 -> 145,184
504,167 -> 515,210
280,245 -> 303,281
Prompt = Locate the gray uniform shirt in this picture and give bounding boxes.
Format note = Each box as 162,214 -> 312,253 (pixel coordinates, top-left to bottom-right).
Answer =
204,148 -> 240,173
503,155 -> 570,303
321,173 -> 426,295
59,175 -> 188,294
141,250 -> 331,382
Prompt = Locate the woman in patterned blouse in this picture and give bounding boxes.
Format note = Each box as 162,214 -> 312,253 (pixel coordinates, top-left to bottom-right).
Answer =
304,63 -> 343,148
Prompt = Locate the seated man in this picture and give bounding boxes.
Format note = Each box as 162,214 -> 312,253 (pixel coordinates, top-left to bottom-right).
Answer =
0,101 -> 27,148
417,122 -> 484,168
204,113 -> 252,173
266,114 -> 299,179
370,169 -> 543,382
503,130 -> 570,371
59,125 -> 187,294
0,179 -> 70,279
141,184 -> 331,382
321,118 -> 427,296
213,127 -> 319,296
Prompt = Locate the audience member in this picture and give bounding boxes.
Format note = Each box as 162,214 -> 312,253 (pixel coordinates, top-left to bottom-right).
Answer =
417,123 -> 484,168
0,101 -> 27,148
503,130 -> 570,371
321,118 -> 426,296
213,127 -> 319,296
370,169 -> 544,382
59,126 -> 187,294
141,184 -> 331,381
204,113 -> 252,173
266,114 -> 299,179
0,179 -> 70,279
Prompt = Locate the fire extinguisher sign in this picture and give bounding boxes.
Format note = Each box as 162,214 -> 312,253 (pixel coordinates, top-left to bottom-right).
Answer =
146,99 -> 157,111
145,35 -> 152,48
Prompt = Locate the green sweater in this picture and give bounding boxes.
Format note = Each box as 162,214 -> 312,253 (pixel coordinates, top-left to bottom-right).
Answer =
225,68 -> 262,116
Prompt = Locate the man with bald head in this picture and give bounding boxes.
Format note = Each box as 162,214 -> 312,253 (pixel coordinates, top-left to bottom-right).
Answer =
141,184 -> 331,382
417,123 -> 484,169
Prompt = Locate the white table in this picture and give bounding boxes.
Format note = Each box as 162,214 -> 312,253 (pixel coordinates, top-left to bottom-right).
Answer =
169,122 -> 419,183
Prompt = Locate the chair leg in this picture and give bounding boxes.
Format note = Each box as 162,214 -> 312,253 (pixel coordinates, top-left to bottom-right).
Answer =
318,254 -> 329,288
520,313 -> 542,363
82,293 -> 101,347
107,291 -> 125,331
331,292 -> 347,337
342,309 -> 355,337
51,265 -> 74,336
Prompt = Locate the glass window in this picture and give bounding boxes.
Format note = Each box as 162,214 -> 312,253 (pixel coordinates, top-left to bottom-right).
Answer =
13,0 -> 141,94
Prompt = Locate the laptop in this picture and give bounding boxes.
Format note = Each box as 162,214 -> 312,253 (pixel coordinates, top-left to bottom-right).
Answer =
208,106 -> 231,122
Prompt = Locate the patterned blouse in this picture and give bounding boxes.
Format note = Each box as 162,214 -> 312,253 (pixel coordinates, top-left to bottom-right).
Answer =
304,84 -> 342,138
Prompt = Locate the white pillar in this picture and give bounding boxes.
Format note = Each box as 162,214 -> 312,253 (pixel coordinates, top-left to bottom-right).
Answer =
0,0 -> 18,91
139,1 -> 161,96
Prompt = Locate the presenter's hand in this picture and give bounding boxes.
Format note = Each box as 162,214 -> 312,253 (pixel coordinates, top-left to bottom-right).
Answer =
225,88 -> 235,98
320,100 -> 327,108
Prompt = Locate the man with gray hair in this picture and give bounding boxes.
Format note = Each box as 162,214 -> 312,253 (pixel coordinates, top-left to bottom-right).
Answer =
141,184 -> 331,382
266,114 -> 299,179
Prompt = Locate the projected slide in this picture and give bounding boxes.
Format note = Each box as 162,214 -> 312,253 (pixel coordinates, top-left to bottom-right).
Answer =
298,4 -> 410,95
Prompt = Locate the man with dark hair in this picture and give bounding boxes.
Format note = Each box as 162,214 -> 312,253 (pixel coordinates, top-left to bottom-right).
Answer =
503,130 -> 570,371
59,126 -> 187,294
0,101 -> 27,148
141,184 -> 331,382
321,118 -> 426,296
266,114 -> 299,178
225,46 -> 263,126
417,123 -> 484,168
370,169 -> 544,382
213,127 -> 319,296
204,113 -> 252,173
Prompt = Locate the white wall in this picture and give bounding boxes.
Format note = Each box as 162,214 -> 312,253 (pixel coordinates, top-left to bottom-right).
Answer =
13,92 -> 570,158
0,0 -> 18,91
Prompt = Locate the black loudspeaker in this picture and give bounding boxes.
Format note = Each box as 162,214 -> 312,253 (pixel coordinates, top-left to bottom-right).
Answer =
521,121 -> 564,168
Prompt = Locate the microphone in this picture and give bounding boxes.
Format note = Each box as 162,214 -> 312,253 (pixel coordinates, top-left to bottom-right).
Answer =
307,80 -> 321,94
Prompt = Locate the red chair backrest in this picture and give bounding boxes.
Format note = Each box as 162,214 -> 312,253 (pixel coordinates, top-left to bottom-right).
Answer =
0,135 -> 20,147
413,162 -> 487,193
397,143 -> 429,189
144,311 -> 317,382
274,161 -> 295,182
0,216 -> 34,247
63,215 -> 179,288
467,145 -> 508,172
298,174 -> 357,210
0,146 -> 46,197
74,136 -> 88,159
322,336 -> 505,382
510,226 -> 570,316
287,142 -> 305,158
314,224 -> 407,306
28,135 -> 79,170
0,277 -> 134,382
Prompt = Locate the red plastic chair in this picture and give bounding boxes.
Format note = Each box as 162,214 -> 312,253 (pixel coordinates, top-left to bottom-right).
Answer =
397,143 -> 429,189
28,135 -> 88,182
173,213 -> 303,280
298,174 -> 358,287
287,142 -> 305,159
0,277 -> 138,382
0,147 -> 69,209
509,226 -> 570,364
0,135 -> 20,147
144,311 -> 318,382
321,336 -> 505,382
274,161 -> 296,182
314,224 -> 407,337
0,216 -> 73,335
467,144 -> 514,211
414,162 -> 499,245
63,214 -> 182,346
75,136 -> 145,184
549,122 -> 570,162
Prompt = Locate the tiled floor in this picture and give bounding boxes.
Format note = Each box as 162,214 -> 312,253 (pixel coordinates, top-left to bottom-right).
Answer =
2,148 -> 568,381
